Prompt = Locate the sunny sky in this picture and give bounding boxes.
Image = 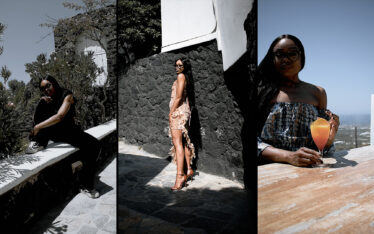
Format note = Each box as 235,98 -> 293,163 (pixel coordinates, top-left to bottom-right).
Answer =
0,0 -> 78,84
258,0 -> 374,115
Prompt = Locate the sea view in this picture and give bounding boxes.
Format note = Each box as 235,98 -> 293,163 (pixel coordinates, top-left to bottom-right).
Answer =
334,114 -> 370,151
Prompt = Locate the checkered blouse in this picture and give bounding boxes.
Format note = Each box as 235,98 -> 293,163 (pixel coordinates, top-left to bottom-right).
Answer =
258,102 -> 335,156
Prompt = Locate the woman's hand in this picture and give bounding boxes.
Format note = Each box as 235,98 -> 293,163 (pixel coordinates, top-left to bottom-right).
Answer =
325,110 -> 340,147
30,126 -> 40,137
287,147 -> 322,167
40,96 -> 53,103
326,110 -> 339,133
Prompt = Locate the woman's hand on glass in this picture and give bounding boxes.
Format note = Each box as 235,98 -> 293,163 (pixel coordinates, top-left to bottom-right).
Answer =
287,147 -> 322,167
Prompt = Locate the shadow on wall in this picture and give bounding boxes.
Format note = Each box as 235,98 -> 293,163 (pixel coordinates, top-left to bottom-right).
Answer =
222,0 -> 257,226
185,65 -> 203,169
118,153 -> 252,233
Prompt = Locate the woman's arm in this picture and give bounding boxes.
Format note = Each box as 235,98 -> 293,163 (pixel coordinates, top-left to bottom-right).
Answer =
32,94 -> 75,135
169,74 -> 186,118
316,86 -> 339,147
261,146 -> 322,167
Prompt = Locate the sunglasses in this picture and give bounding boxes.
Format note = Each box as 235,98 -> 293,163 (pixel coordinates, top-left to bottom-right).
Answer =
40,82 -> 52,92
273,50 -> 301,61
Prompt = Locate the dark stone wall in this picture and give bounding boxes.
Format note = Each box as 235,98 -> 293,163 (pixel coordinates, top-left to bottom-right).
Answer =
119,1 -> 257,186
119,40 -> 246,181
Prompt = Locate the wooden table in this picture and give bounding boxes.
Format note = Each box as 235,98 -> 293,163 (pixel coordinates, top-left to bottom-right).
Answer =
258,146 -> 374,233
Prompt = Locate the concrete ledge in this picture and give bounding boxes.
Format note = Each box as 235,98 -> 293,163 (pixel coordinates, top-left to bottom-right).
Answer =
0,120 -> 117,231
0,119 -> 116,196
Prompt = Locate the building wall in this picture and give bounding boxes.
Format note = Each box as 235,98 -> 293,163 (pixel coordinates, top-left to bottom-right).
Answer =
119,40 -> 246,181
53,5 -> 117,122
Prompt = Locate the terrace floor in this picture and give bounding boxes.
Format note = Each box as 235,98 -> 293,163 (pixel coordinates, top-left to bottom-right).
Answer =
118,141 -> 251,233
27,154 -> 116,234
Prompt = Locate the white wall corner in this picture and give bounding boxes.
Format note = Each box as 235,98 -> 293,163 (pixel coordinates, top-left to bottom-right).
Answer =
371,94 -> 374,145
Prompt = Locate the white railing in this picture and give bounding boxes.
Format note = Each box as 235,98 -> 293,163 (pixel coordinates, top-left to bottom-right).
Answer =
371,95 -> 374,145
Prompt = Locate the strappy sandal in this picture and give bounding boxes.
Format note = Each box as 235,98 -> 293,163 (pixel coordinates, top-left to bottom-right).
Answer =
171,173 -> 187,190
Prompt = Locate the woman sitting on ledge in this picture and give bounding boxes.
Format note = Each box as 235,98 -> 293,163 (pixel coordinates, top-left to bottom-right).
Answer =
26,75 -> 101,198
256,34 -> 340,167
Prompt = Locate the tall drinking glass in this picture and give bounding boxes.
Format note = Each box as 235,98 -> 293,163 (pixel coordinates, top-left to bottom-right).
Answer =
310,117 -> 330,167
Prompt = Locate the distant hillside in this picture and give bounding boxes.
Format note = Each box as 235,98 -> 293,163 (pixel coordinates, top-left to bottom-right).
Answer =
339,114 -> 370,126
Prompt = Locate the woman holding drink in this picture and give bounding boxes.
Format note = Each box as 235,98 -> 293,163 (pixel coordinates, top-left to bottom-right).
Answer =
255,34 -> 340,167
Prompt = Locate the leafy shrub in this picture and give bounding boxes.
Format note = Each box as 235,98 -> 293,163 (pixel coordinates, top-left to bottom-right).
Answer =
0,87 -> 24,158
25,51 -> 105,130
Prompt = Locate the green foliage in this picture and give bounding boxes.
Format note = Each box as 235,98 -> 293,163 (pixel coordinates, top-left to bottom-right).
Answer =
118,0 -> 161,58
8,79 -> 26,106
0,88 -> 24,159
1,65 -> 11,85
25,52 -> 104,129
0,22 -> 4,55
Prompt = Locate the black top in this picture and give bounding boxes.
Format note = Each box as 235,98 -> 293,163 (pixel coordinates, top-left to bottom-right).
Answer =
51,88 -> 77,127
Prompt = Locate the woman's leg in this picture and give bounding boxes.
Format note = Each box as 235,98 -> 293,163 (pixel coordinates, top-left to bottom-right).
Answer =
171,129 -> 186,189
50,125 -> 101,190
184,145 -> 192,168
184,144 -> 194,179
30,99 -> 55,147
171,129 -> 184,175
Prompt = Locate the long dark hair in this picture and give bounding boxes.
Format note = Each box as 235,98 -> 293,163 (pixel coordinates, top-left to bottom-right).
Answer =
255,34 -> 305,134
175,57 -> 195,107
39,75 -> 62,97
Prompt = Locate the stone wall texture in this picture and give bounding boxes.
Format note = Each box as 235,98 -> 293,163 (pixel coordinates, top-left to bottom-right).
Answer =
119,2 -> 257,185
119,40 -> 246,181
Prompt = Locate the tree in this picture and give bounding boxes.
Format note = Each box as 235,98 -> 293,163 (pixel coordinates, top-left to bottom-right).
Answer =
8,79 -> 26,106
1,65 -> 11,86
25,51 -> 104,129
0,22 -> 24,158
42,0 -> 115,121
0,22 -> 5,55
118,0 -> 161,60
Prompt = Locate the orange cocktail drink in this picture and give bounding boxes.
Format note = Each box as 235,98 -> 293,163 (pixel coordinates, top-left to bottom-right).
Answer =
310,118 -> 330,152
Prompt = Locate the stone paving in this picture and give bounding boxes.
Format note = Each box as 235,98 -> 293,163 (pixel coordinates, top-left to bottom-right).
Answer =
28,155 -> 116,234
118,141 -> 250,233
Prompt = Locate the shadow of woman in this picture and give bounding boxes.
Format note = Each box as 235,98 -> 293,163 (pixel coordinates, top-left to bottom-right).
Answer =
187,68 -> 202,171
326,150 -> 358,168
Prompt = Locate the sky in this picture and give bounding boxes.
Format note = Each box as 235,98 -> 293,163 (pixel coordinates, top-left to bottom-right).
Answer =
0,0 -> 78,84
258,0 -> 374,115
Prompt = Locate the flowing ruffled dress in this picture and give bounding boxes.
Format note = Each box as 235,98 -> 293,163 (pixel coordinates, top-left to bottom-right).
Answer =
168,79 -> 196,164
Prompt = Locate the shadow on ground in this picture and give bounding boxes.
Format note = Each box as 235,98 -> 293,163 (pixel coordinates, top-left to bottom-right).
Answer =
26,154 -> 115,234
118,153 -> 251,233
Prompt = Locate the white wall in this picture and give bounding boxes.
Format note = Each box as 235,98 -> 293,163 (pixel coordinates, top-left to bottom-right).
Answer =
161,0 -> 216,52
161,0 -> 253,71
215,0 -> 252,71
76,36 -> 108,86
371,94 -> 374,145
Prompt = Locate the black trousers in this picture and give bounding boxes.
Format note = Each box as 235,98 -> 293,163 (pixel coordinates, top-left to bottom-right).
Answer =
31,99 -> 100,190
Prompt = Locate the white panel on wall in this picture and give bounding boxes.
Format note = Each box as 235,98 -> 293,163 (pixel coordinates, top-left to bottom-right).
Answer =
215,0 -> 252,71
76,35 -> 108,86
161,0 -> 252,71
161,0 -> 217,52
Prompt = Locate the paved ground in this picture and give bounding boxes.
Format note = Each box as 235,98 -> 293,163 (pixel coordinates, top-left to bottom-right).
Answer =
28,155 -> 116,234
118,141 -> 250,233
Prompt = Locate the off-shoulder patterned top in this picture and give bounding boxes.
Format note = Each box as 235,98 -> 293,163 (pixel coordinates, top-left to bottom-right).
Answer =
258,102 -> 335,156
